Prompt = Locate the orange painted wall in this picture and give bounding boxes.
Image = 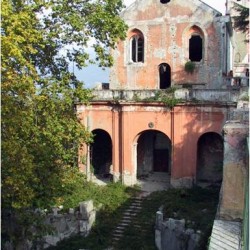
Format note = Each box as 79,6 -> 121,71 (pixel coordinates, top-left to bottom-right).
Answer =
78,103 -> 229,184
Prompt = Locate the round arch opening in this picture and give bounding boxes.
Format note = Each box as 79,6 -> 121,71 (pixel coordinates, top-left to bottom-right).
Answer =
136,130 -> 171,178
90,129 -> 112,177
196,132 -> 223,184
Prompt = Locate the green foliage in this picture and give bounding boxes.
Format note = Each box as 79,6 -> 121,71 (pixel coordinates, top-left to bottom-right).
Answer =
142,89 -> 180,108
1,0 -> 127,246
233,3 -> 249,38
47,183 -> 139,250
48,186 -> 219,250
240,93 -> 249,101
185,61 -> 195,74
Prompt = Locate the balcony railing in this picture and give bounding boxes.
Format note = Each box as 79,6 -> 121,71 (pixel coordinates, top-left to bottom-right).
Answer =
223,76 -> 249,88
90,88 -> 243,103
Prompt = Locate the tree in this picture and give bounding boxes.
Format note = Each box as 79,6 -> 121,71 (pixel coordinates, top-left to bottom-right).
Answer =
232,2 -> 249,36
1,0 -> 127,246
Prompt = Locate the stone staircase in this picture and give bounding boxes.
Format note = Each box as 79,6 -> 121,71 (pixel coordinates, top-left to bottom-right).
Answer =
112,196 -> 143,242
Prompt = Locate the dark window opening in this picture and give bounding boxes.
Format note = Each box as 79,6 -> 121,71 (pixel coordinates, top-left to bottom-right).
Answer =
189,35 -> 202,62
160,0 -> 170,3
102,83 -> 109,89
159,63 -> 171,89
90,129 -> 112,177
132,37 -> 136,62
131,35 -> 144,63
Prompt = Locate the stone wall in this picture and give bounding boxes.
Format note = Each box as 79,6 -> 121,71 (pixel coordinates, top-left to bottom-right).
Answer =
155,211 -> 200,250
43,200 -> 96,249
3,200 -> 96,250
91,89 -> 240,103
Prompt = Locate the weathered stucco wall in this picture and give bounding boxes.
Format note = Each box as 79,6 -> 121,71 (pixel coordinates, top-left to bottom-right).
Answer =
77,102 -> 234,187
110,0 -> 224,89
219,121 -> 249,220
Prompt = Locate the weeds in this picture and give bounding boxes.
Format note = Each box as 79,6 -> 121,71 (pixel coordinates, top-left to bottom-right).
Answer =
48,184 -> 219,250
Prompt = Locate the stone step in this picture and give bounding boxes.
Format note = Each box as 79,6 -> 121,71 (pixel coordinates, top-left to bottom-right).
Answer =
119,221 -> 130,226
131,199 -> 142,204
210,231 -> 240,249
209,240 -> 239,250
113,228 -> 124,233
123,212 -> 137,216
111,196 -> 146,244
125,208 -> 140,213
213,225 -> 241,242
120,220 -> 131,225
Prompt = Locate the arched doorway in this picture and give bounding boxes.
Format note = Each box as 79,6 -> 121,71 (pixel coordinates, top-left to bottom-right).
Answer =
90,129 -> 112,177
196,132 -> 223,184
159,63 -> 171,89
137,130 -> 171,178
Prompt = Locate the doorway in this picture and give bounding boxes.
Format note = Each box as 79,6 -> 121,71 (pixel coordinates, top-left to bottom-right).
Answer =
137,130 -> 171,177
90,129 -> 112,177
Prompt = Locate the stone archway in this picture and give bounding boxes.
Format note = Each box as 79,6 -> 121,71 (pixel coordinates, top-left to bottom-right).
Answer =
136,130 -> 171,178
196,132 -> 223,184
90,129 -> 112,178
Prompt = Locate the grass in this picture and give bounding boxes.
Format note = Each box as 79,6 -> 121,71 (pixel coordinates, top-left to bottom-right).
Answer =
47,184 -> 219,250
47,182 -> 140,250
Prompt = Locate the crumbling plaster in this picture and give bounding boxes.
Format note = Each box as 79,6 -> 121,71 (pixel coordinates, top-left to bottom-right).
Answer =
110,0 -> 224,89
78,102 -> 235,187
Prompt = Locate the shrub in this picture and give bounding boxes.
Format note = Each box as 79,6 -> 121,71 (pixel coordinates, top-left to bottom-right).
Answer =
185,61 -> 195,74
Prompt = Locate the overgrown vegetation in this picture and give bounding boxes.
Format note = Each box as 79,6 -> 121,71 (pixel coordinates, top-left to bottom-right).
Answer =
132,88 -> 181,108
2,0 -> 127,246
47,182 -> 140,250
48,186 -> 219,250
233,2 -> 249,41
185,61 -> 196,74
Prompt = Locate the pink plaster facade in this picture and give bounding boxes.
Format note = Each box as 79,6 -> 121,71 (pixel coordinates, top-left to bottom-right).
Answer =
77,0 -> 237,187
77,102 -> 233,187
110,0 -> 224,89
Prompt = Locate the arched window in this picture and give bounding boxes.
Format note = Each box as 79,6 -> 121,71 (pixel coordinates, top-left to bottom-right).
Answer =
160,0 -> 170,3
189,35 -> 203,62
187,26 -> 204,62
130,34 -> 144,63
159,63 -> 171,89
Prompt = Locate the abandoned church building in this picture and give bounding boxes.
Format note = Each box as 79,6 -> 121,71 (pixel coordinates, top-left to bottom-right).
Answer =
77,0 -> 249,189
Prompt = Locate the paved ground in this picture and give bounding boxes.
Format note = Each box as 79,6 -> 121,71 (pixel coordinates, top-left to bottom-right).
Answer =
137,172 -> 171,194
91,172 -> 171,195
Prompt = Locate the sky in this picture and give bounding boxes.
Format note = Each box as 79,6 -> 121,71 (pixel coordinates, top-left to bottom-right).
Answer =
77,0 -> 227,88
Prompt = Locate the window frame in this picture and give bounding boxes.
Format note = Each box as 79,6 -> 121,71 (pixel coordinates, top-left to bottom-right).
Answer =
130,34 -> 144,63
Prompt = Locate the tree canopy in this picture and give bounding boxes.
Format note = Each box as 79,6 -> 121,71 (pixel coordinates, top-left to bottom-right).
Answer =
1,0 -> 127,246
232,2 -> 249,36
